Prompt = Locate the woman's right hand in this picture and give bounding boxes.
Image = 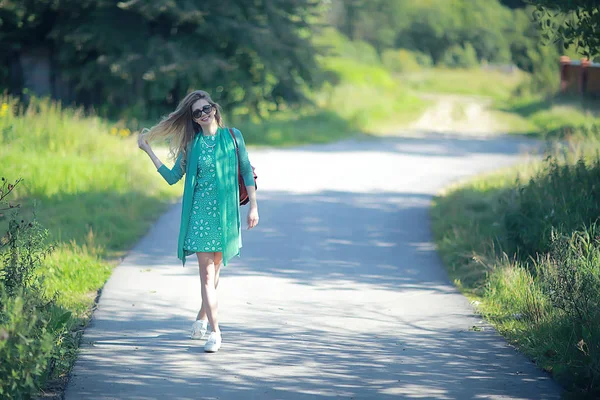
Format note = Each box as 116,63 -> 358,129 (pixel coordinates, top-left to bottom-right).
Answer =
138,133 -> 152,153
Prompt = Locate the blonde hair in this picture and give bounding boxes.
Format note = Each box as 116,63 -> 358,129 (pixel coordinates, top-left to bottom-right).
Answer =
142,90 -> 224,167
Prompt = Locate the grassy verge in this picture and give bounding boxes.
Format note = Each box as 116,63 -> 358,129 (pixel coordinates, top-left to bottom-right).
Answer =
0,97 -> 181,397
226,60 -> 429,146
399,67 -> 600,142
495,95 -> 600,138
402,67 -> 526,101
431,141 -> 600,398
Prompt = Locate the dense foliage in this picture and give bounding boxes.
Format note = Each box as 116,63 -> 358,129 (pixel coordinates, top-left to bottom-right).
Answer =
528,0 -> 600,58
1,0 -> 587,119
432,147 -> 600,396
0,0 -> 323,119
327,0 -> 566,94
0,178 -> 72,399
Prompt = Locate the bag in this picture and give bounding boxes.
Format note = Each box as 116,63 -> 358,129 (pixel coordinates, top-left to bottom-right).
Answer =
228,128 -> 257,206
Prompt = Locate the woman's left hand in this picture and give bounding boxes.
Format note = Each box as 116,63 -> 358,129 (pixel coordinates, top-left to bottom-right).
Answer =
247,207 -> 259,230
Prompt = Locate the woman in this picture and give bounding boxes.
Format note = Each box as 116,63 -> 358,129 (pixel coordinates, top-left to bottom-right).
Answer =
138,90 -> 259,353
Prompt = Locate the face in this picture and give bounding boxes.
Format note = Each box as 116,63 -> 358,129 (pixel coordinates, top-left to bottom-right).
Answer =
191,99 -> 216,127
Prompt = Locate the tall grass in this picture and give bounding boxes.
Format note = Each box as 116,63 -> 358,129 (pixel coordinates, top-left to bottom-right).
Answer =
497,95 -> 600,138
431,141 -> 600,397
0,96 -> 180,395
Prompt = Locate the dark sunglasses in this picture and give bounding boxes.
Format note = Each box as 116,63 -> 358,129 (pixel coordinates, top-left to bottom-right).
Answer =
192,104 -> 214,120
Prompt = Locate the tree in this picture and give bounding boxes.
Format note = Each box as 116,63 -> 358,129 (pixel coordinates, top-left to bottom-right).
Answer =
499,0 -> 528,8
528,0 -> 600,58
0,0 -> 325,119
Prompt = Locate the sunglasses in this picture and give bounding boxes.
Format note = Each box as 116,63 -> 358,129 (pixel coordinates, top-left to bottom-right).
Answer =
192,104 -> 214,120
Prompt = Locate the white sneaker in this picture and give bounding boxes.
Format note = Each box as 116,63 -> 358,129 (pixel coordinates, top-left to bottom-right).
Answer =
191,320 -> 208,340
204,331 -> 222,353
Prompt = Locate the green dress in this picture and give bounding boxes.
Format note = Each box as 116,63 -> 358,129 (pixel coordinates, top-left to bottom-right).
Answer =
183,132 -> 223,252
157,127 -> 255,266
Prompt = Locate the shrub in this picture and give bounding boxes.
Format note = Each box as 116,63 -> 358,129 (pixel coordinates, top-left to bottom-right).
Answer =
440,43 -> 479,68
0,289 -> 64,399
535,228 -> 600,394
503,157 -> 600,259
0,178 -> 71,399
313,27 -> 380,66
382,48 -> 432,73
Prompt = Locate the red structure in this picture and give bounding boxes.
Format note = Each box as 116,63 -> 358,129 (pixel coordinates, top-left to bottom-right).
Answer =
560,56 -> 600,96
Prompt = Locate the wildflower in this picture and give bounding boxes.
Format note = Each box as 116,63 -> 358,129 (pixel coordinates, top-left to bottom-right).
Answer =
110,127 -> 118,135
0,103 -> 9,117
119,128 -> 130,137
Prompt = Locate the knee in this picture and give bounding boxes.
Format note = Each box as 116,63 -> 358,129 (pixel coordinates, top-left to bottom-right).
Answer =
214,253 -> 223,267
200,266 -> 215,285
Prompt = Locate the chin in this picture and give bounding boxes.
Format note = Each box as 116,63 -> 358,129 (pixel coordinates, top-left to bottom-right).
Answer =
200,116 -> 214,126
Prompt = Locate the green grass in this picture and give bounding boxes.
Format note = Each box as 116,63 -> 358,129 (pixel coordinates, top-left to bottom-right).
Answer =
431,141 -> 600,398
230,110 -> 357,147
495,95 -> 600,138
314,57 -> 428,135
0,96 -> 181,390
402,67 -> 526,101
225,56 -> 429,145
392,66 -> 600,142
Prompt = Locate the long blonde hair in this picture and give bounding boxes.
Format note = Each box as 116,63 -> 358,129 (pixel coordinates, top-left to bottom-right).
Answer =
143,90 -> 224,167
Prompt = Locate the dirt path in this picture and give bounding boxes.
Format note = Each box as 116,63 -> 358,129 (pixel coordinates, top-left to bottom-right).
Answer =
410,94 -> 504,136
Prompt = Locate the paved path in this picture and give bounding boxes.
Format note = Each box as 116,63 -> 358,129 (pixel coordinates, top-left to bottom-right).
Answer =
66,121 -> 562,399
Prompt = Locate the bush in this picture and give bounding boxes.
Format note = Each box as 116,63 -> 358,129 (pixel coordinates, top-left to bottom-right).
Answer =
432,137 -> 600,396
313,27 -> 380,66
0,178 -> 71,399
382,48 -> 432,73
0,289 -> 68,400
318,57 -> 396,90
440,43 -> 479,68
503,157 -> 600,259
535,228 -> 600,394
497,154 -> 600,395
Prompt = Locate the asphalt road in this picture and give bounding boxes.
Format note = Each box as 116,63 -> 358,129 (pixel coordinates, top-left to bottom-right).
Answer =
65,129 -> 561,399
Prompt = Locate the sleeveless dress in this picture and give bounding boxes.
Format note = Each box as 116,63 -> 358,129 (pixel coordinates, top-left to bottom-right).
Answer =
183,132 -> 223,252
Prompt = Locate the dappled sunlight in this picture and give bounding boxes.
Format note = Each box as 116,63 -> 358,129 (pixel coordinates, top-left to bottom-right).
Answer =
68,187 -> 559,399
66,133 -> 559,399
70,317 -> 557,399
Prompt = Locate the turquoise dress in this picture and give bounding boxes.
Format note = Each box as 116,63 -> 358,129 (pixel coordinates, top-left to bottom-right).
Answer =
183,132 -> 223,252
158,127 -> 255,266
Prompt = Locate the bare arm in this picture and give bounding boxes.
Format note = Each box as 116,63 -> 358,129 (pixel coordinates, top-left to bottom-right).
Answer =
145,147 -> 164,170
138,133 -> 184,185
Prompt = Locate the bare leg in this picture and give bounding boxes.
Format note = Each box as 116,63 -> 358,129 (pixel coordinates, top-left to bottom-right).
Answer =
196,252 -> 221,332
197,252 -> 222,321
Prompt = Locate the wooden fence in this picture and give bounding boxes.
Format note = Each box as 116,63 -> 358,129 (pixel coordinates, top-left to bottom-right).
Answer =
560,56 -> 600,96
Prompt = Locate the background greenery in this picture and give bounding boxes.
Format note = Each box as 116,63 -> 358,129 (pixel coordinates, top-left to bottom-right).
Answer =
2,0 -> 600,398
2,0 -> 594,122
431,142 -> 600,398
